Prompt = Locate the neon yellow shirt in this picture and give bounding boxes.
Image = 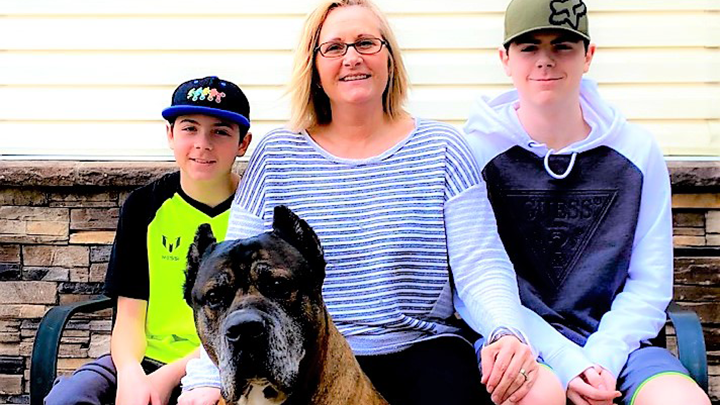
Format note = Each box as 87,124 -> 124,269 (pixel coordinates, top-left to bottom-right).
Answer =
104,172 -> 232,363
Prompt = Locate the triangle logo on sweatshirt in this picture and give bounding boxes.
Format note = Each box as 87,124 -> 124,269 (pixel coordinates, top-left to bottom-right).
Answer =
495,189 -> 617,289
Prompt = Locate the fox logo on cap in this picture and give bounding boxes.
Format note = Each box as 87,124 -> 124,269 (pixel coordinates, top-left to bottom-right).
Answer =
549,0 -> 587,30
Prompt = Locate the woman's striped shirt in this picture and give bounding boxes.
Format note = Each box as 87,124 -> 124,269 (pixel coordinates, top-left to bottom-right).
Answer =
182,118 -> 524,389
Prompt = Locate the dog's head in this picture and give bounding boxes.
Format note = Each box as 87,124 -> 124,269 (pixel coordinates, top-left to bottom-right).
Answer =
184,205 -> 326,403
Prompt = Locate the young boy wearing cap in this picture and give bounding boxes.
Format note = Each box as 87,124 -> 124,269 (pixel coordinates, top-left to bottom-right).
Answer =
44,76 -> 252,405
462,1 -> 711,404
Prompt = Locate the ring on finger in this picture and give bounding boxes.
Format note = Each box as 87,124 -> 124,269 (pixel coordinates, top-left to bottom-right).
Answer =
519,368 -> 528,382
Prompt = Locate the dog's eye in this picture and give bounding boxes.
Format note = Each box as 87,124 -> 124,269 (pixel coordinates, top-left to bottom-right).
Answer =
262,277 -> 292,299
204,289 -> 225,309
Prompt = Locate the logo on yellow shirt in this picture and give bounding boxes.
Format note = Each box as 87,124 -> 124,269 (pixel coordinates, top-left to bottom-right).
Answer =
162,235 -> 181,261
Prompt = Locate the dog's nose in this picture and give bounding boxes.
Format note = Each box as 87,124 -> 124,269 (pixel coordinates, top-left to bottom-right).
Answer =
223,310 -> 266,343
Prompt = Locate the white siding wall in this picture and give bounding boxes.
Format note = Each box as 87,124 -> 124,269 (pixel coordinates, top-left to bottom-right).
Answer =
1,0 -> 718,159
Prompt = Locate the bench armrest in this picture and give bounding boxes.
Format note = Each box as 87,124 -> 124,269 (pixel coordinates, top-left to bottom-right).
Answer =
30,295 -> 115,405
667,302 -> 708,392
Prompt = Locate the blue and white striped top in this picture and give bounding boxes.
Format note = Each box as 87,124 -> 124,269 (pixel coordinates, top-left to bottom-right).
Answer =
182,118 -> 525,389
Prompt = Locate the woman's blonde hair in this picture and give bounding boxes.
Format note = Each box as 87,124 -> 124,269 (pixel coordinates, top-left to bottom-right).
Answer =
288,0 -> 409,131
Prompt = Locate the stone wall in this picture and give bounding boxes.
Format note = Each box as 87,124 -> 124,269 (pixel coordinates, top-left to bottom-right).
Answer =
0,162 -> 184,404
0,161 -> 719,404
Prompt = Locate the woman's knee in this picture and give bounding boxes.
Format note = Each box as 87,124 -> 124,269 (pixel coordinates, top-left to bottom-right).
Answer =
509,366 -> 565,405
632,374 -> 710,405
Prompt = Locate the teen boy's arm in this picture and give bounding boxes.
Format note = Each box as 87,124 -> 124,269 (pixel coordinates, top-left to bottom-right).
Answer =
112,297 -> 158,404
582,136 -> 674,379
521,308 -> 621,404
519,308 -> 591,387
112,298 -> 197,405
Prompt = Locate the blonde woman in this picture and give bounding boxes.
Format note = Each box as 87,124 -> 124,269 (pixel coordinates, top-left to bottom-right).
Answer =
180,1 -> 564,404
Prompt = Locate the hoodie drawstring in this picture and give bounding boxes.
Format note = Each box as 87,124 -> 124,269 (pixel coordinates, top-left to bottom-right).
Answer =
544,149 -> 578,180
528,141 -> 578,180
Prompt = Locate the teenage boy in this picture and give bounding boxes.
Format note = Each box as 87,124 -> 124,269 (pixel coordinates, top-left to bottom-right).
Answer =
462,1 -> 711,404
45,76 -> 252,405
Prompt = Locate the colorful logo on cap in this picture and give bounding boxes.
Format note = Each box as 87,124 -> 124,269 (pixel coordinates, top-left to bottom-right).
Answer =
186,87 -> 226,103
549,0 -> 587,30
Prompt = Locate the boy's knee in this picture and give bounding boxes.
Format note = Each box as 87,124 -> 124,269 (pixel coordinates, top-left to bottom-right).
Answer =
45,376 -> 113,405
632,374 -> 710,405
44,356 -> 117,405
45,376 -> 96,405
44,378 -> 69,405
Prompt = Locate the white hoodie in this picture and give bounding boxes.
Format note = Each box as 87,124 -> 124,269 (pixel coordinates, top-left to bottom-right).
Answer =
461,78 -> 673,388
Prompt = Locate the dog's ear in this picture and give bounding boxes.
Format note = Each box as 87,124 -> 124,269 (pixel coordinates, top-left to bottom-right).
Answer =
184,223 -> 217,305
272,205 -> 326,277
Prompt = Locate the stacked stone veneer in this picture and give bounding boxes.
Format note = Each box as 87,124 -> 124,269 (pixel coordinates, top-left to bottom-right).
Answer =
0,161 -> 719,404
0,162 -> 183,404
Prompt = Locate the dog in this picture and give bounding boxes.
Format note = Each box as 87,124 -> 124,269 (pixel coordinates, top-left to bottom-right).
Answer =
184,205 -> 388,405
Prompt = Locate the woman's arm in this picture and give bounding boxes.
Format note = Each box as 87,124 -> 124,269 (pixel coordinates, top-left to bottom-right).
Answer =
445,183 -> 525,336
181,346 -> 223,391
445,182 -> 543,404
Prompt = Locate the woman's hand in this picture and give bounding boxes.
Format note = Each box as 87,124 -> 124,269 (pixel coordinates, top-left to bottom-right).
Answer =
177,387 -> 222,405
480,335 -> 538,404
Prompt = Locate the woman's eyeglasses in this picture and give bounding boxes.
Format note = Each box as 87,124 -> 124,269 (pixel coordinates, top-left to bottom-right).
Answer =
315,37 -> 387,58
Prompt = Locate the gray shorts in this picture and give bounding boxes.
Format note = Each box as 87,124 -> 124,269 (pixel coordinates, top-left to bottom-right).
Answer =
617,346 -> 691,405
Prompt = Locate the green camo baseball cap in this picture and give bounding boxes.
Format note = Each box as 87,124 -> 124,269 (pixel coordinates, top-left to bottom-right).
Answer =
504,0 -> 590,46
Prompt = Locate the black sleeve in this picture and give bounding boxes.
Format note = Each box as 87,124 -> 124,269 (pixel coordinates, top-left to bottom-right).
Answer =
103,188 -> 151,300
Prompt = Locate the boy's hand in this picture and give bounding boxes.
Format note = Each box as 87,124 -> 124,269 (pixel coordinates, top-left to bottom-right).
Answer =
147,364 -> 182,405
480,335 -> 537,404
594,365 -> 618,391
567,366 -> 620,405
177,387 -> 222,405
116,363 -> 160,405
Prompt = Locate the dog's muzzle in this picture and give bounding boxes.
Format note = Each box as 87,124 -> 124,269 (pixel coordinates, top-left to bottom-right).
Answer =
223,309 -> 267,345
213,303 -> 306,403
223,309 -> 266,344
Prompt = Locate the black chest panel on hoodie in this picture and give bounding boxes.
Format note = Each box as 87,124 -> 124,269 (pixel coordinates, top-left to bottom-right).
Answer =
483,145 -> 643,345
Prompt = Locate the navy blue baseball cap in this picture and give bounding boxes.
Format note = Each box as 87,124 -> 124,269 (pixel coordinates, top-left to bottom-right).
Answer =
162,76 -> 250,129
